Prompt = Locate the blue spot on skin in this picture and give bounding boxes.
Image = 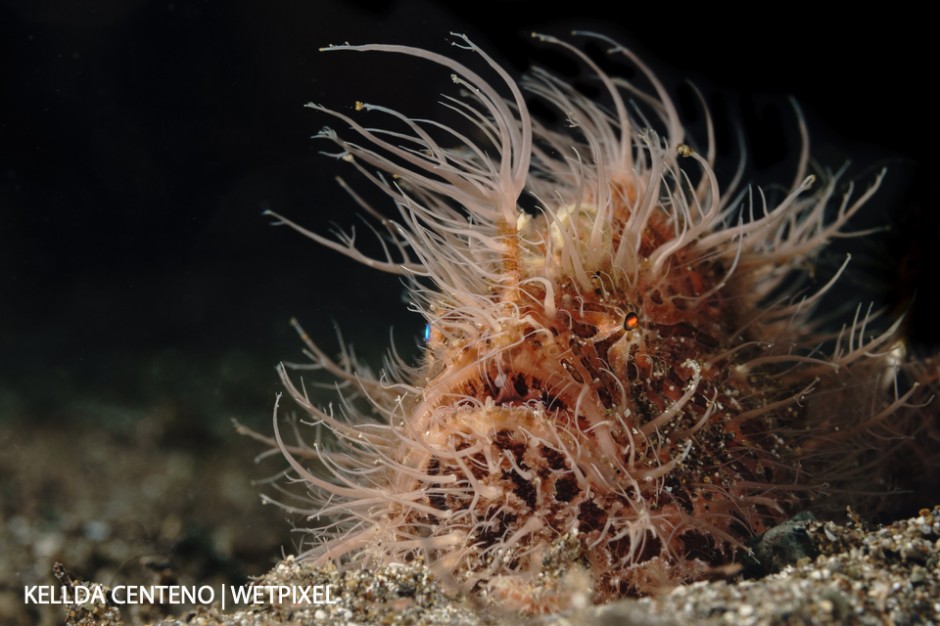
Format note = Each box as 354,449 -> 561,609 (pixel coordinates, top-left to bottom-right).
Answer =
424,324 -> 431,342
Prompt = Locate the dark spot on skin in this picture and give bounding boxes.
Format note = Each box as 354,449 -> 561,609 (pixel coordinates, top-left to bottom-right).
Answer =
494,430 -> 529,472
516,480 -> 537,510
596,379 -> 614,407
573,320 -> 599,338
428,488 -> 449,511
493,430 -> 514,447
475,511 -> 517,546
578,353 -> 601,381
554,474 -> 579,502
505,469 -> 537,509
578,499 -> 607,533
639,536 -> 664,563
595,334 -> 621,362
626,361 -> 639,381
513,373 -> 528,397
540,445 -> 568,471
468,453 -> 492,480
541,391 -> 567,410
562,359 -> 584,383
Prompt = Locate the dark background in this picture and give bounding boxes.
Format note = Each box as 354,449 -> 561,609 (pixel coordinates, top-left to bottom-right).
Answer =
1,1 -> 936,427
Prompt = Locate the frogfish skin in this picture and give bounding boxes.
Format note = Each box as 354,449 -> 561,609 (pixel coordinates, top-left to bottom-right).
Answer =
250,33 -> 938,610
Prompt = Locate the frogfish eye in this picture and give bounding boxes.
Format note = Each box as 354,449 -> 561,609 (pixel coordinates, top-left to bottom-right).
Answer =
623,311 -> 640,330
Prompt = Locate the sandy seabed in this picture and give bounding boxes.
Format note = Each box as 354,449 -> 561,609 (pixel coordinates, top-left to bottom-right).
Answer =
2,408 -> 938,626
